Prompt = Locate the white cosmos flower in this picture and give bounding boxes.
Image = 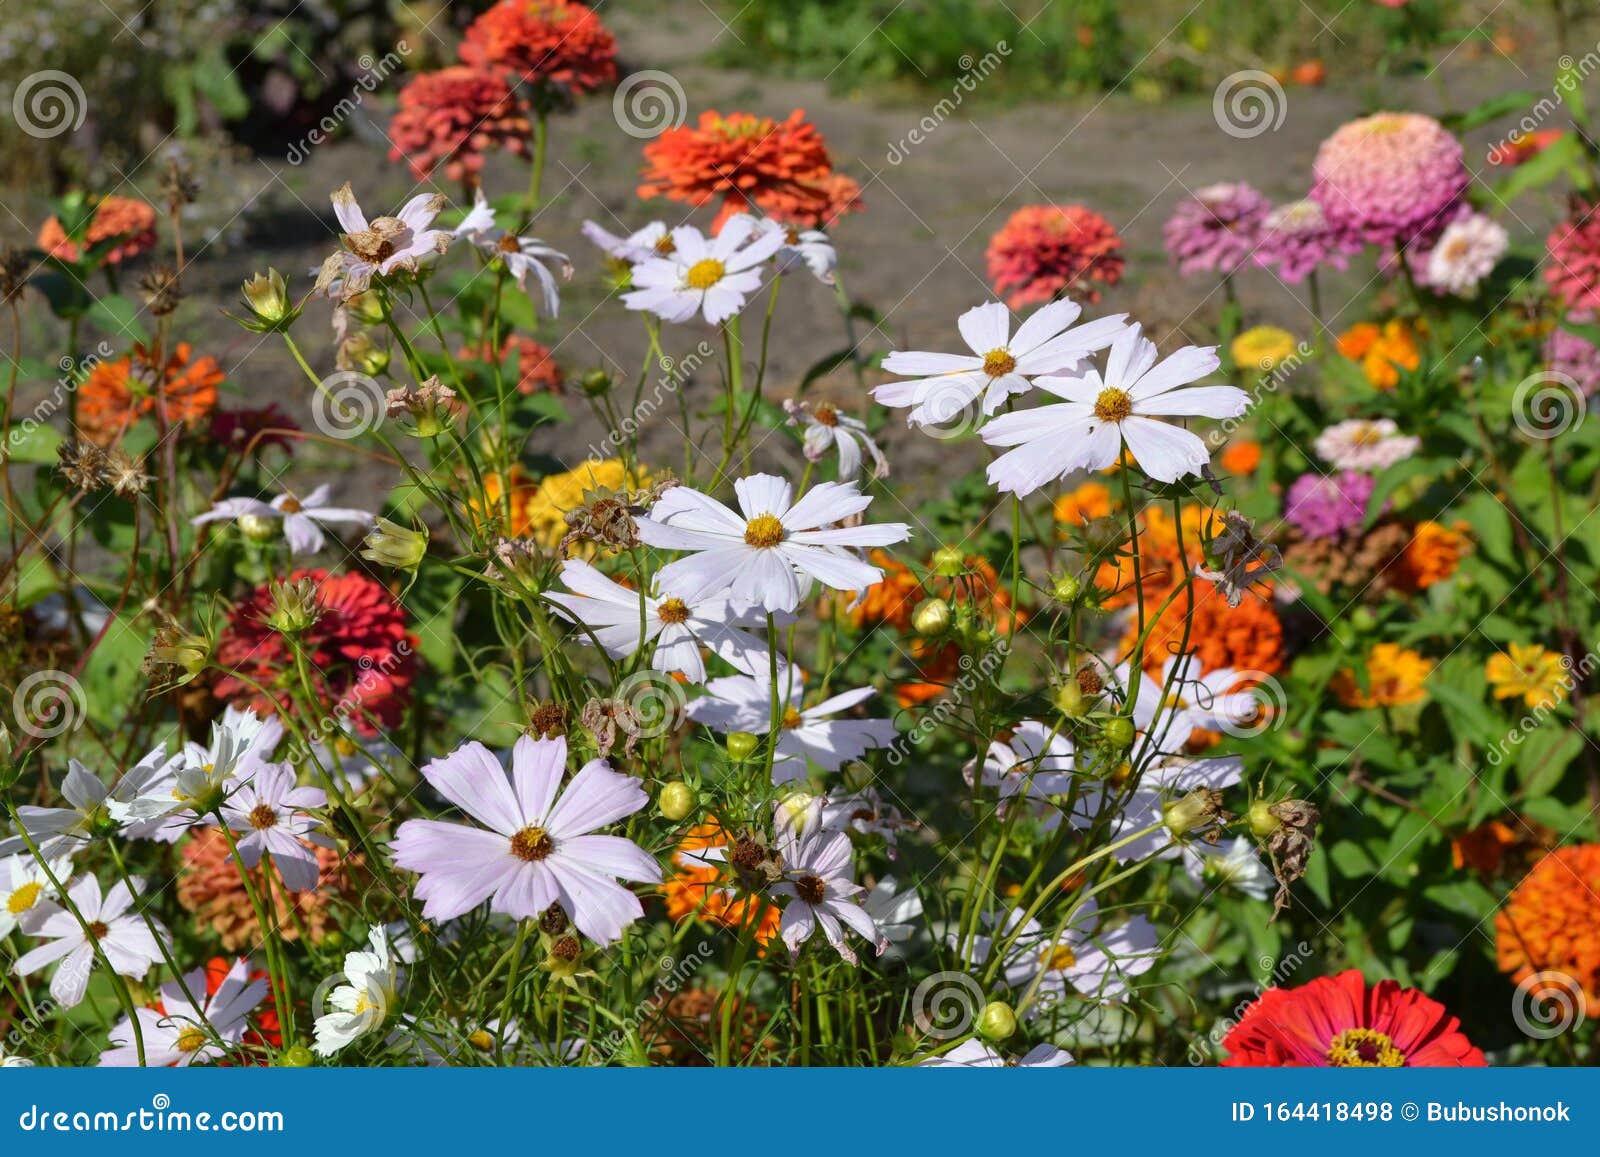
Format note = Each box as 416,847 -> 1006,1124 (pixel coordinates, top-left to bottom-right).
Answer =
982,323 -> 1247,494
1074,752 -> 1245,864
313,926 -> 401,1057
0,853 -> 73,938
862,876 -> 923,951
581,219 -> 672,265
973,899 -> 1159,1009
876,299 -> 1129,426
622,214 -> 787,325
1313,417 -> 1420,472
191,484 -> 374,556
685,669 -> 898,783
454,189 -> 572,316
0,1045 -> 33,1067
315,183 -> 452,299
543,558 -> 779,683
770,803 -> 885,964
1126,655 -> 1263,755
1182,836 -> 1274,900
99,957 -> 269,1067
784,399 -> 888,481
636,473 -> 910,614
753,217 -> 837,284
219,763 -> 332,893
125,707 -> 282,828
14,876 -> 169,1008
820,785 -> 914,854
966,720 -> 1076,826
390,735 -> 660,944
1424,212 -> 1507,297
0,748 -> 169,859
918,1040 -> 1073,1067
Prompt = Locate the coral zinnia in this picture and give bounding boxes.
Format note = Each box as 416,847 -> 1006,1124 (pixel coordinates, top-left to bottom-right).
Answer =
388,67 -> 532,186
1222,969 -> 1486,1066
178,828 -> 363,952
985,204 -> 1125,308
1331,643 -> 1431,708
1311,112 -> 1468,249
639,109 -> 862,231
1496,844 -> 1600,1016
459,0 -> 619,96
1134,576 -> 1284,677
213,569 -> 417,734
77,341 -> 224,445
1544,203 -> 1600,314
461,334 -> 563,395
38,196 -> 158,265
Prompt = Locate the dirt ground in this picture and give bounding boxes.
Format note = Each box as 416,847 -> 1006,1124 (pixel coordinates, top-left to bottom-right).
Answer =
5,6 -> 1572,509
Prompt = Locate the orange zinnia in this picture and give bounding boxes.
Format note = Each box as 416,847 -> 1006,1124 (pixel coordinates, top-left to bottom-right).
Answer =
1393,520 -> 1468,591
1131,576 -> 1285,677
1496,843 -> 1600,1017
38,195 -> 158,265
1330,643 -> 1432,708
1053,481 -> 1113,531
458,0 -> 618,94
661,823 -> 780,947
1336,319 -> 1421,389
77,341 -> 223,444
1220,440 -> 1262,475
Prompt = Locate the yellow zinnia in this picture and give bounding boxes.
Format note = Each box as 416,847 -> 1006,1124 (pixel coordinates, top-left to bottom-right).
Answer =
1485,643 -> 1570,710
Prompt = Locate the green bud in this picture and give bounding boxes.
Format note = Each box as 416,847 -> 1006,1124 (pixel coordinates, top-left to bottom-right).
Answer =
930,546 -> 967,577
1102,716 -> 1135,749
241,269 -> 290,323
1053,680 -> 1085,717
658,781 -> 695,822
236,513 -> 280,542
279,1044 -> 316,1067
1163,787 -> 1225,837
580,369 -> 613,397
912,597 -> 952,638
360,518 -> 429,571
1247,799 -> 1282,840
977,1000 -> 1017,1042
726,731 -> 760,762
346,290 -> 386,327
321,929 -> 346,951
265,577 -> 322,634
1051,573 -> 1081,602
1349,607 -> 1378,633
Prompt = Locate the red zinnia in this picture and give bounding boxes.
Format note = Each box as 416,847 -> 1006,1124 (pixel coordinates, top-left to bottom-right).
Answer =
388,66 -> 532,185
460,334 -> 563,395
214,569 -> 417,734
38,195 -> 158,265
459,0 -> 618,95
1221,969 -> 1486,1067
639,109 -> 863,231
209,403 -> 298,459
1545,201 -> 1600,314
986,204 -> 1125,308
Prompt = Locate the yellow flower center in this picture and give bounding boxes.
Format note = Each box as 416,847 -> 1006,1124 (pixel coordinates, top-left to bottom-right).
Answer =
248,804 -> 278,830
510,825 -> 554,862
1094,387 -> 1133,423
657,597 -> 690,624
982,349 -> 1017,377
1351,424 -> 1382,445
780,706 -> 804,730
175,1027 -> 208,1054
467,1029 -> 495,1052
6,882 -> 43,915
685,258 -> 725,290
1040,944 -> 1077,971
743,513 -> 785,548
1326,1027 -> 1404,1067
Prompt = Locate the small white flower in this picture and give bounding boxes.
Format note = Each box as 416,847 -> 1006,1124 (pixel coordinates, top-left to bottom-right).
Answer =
785,399 -> 888,480
1313,417 -> 1421,472
966,720 -> 1076,827
876,299 -> 1129,426
14,876 -> 169,1008
455,189 -> 572,316
622,214 -> 787,325
219,763 -> 333,893
543,558 -> 779,683
126,707 -> 282,827
0,853 -> 74,938
983,323 -> 1247,494
1128,655 -> 1262,755
0,1044 -> 35,1067
636,473 -> 909,614
99,958 -> 268,1067
770,803 -> 885,964
1182,836 -> 1274,900
862,876 -> 922,951
820,785 -> 914,854
314,926 -> 401,1057
918,1040 -> 1073,1067
972,900 -> 1158,1009
753,217 -> 837,284
315,183 -> 453,299
581,219 -> 673,266
191,484 -> 374,556
0,750 -> 167,859
1424,212 -> 1507,297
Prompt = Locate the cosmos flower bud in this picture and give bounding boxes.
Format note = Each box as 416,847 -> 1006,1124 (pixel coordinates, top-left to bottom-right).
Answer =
241,269 -> 291,324
278,1045 -> 315,1067
1101,715 -> 1135,749
0,724 -> 15,790
145,625 -> 211,688
930,546 -> 967,577
1247,799 -> 1281,839
1163,787 -> 1226,837
346,290 -> 386,327
236,513 -> 280,542
977,1000 -> 1017,1042
726,731 -> 759,761
361,518 -> 428,571
912,597 -> 951,638
339,332 -> 390,378
658,781 -> 695,821
265,577 -> 322,634
1051,573 -> 1081,602
579,369 -> 613,396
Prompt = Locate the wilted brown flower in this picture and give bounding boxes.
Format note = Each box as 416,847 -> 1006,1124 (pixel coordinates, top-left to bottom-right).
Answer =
558,475 -> 677,557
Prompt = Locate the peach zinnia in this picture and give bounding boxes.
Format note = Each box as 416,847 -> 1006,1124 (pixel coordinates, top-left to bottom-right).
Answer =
985,204 -> 1125,309
1496,844 -> 1600,1016
459,0 -> 619,96
77,341 -> 224,445
38,196 -> 158,265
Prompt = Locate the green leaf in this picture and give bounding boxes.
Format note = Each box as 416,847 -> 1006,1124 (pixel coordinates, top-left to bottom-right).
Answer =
1,422 -> 63,465
85,295 -> 149,344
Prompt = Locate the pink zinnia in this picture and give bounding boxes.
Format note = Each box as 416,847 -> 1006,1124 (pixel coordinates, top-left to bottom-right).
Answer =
1310,112 -> 1468,249
1545,203 -> 1600,313
1545,318 -> 1600,397
1163,183 -> 1270,277
1284,471 -> 1375,540
1253,199 -> 1358,283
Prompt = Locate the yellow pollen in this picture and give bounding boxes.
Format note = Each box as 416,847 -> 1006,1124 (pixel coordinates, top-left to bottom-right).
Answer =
685,258 -> 725,290
248,804 -> 278,830
743,513 -> 785,548
1326,1027 -> 1405,1067
1040,944 -> 1077,971
6,882 -> 43,914
467,1029 -> 495,1052
1351,424 -> 1382,445
1094,387 -> 1133,423
510,825 -> 554,862
657,597 -> 690,624
175,1027 -> 208,1053
982,348 -> 1017,377
780,706 -> 804,730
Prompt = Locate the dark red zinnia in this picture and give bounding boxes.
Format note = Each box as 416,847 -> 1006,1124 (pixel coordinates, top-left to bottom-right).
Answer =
214,569 -> 417,735
1221,969 -> 1486,1067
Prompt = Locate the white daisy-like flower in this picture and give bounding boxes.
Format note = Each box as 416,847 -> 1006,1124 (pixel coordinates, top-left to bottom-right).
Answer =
0,1046 -> 34,1067
966,720 -> 1076,826
1312,417 -> 1421,472
973,899 -> 1159,1009
454,189 -> 572,316
0,749 -> 168,859
876,299 -> 1129,426
636,473 -> 910,614
784,399 -> 888,481
1075,753 -> 1245,864
753,217 -> 838,284
1126,655 -> 1263,755
313,926 -> 401,1057
191,484 -> 374,556
315,183 -> 452,299
219,763 -> 333,893
982,323 -> 1247,495
622,214 -> 787,325
1424,212 -> 1508,297
125,707 -> 283,828
918,1040 -> 1073,1067
820,785 -> 914,854
0,853 -> 74,938
390,735 -> 661,944
14,876 -> 169,1008
543,558 -> 779,683
862,876 -> 923,951
98,957 -> 269,1067
770,803 -> 885,964
686,669 -> 898,782
1182,836 -> 1274,900
581,219 -> 673,266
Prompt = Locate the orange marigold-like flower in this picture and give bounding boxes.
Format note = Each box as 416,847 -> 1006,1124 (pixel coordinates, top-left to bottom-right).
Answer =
76,341 -> 223,445
1496,843 -> 1600,1016
1393,520 -> 1468,591
1132,577 -> 1285,676
459,0 -> 619,95
1331,643 -> 1432,708
1053,481 -> 1113,531
388,67 -> 532,185
986,204 -> 1126,308
660,823 -> 780,948
1450,818 -> 1553,877
896,639 -> 962,708
1336,319 -> 1421,390
1096,503 -> 1221,609
1220,440 -> 1262,475
178,828 -> 364,951
38,196 -> 158,265
639,109 -> 863,231
840,549 -> 922,631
